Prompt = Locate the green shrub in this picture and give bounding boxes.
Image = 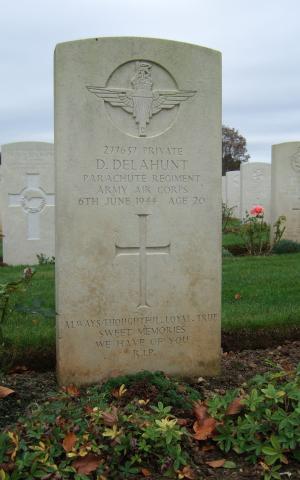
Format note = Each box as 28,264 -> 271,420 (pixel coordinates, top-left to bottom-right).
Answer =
208,362 -> 300,479
37,253 -> 55,265
0,378 -> 194,479
272,239 -> 300,254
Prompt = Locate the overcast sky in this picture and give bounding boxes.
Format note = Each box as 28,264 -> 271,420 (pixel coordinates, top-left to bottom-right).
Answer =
0,0 -> 299,162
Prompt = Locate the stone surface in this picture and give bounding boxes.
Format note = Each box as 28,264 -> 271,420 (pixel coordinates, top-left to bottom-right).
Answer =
240,162 -> 271,222
225,170 -> 240,218
271,142 -> 300,242
222,176 -> 226,203
1,142 -> 54,265
55,37 -> 222,386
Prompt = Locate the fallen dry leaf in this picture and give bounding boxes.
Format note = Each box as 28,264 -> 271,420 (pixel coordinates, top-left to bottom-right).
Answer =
206,459 -> 226,468
62,432 -> 77,452
72,454 -> 101,474
181,465 -> 197,479
102,407 -> 118,426
141,467 -> 152,477
8,365 -> 28,374
0,386 -> 15,399
193,401 -> 208,424
193,418 -> 217,440
234,293 -> 241,300
0,462 -> 15,473
259,461 -> 269,472
176,418 -> 189,426
55,416 -> 67,427
112,384 -> 127,398
200,444 -> 216,452
64,384 -> 80,397
84,405 -> 94,415
226,397 -> 244,415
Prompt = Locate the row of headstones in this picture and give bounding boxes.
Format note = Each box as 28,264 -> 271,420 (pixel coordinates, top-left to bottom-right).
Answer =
0,143 -> 299,263
0,38 -> 299,386
1,140 -> 300,266
222,143 -> 300,242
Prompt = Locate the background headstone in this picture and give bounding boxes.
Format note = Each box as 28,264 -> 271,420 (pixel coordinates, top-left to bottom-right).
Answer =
226,170 -> 240,218
222,176 -> 226,204
240,162 -> 271,222
271,142 -> 300,242
55,37 -> 222,385
1,142 -> 54,265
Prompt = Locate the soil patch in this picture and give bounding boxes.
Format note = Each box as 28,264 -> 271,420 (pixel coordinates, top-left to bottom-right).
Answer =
222,326 -> 300,351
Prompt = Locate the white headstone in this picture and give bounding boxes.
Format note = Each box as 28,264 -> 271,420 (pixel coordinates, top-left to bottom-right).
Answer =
226,170 -> 240,218
55,37 -> 222,386
240,162 -> 271,222
1,142 -> 54,265
222,176 -> 226,203
271,142 -> 300,242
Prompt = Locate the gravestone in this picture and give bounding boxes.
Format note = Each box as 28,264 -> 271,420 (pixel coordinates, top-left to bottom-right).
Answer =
222,176 -> 226,203
1,142 -> 54,265
271,142 -> 300,242
55,37 -> 222,385
226,170 -> 240,218
240,162 -> 271,222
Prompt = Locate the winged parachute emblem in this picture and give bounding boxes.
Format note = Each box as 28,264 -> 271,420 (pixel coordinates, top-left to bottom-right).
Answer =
87,61 -> 196,137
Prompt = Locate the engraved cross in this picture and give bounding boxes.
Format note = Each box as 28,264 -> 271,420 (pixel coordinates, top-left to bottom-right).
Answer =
115,214 -> 170,308
8,174 -> 55,240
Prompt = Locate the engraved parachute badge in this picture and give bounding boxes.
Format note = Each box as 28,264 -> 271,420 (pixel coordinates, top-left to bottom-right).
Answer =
86,61 -> 197,137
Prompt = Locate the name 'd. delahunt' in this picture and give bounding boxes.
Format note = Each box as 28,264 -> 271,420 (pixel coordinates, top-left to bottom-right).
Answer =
96,158 -> 188,171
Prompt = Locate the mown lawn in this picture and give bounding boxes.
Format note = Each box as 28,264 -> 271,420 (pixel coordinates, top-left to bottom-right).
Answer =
0,264 -> 55,369
222,253 -> 300,330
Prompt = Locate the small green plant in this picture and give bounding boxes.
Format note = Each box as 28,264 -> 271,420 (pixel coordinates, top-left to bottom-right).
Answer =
270,215 -> 286,248
272,238 -> 300,254
222,202 -> 236,233
36,253 -> 55,265
0,268 -> 35,346
207,362 -> 300,479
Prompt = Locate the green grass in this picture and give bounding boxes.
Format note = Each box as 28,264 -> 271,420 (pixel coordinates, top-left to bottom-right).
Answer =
222,230 -> 245,247
1,254 -> 300,368
222,219 -> 242,246
0,264 -> 55,368
222,253 -> 300,330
